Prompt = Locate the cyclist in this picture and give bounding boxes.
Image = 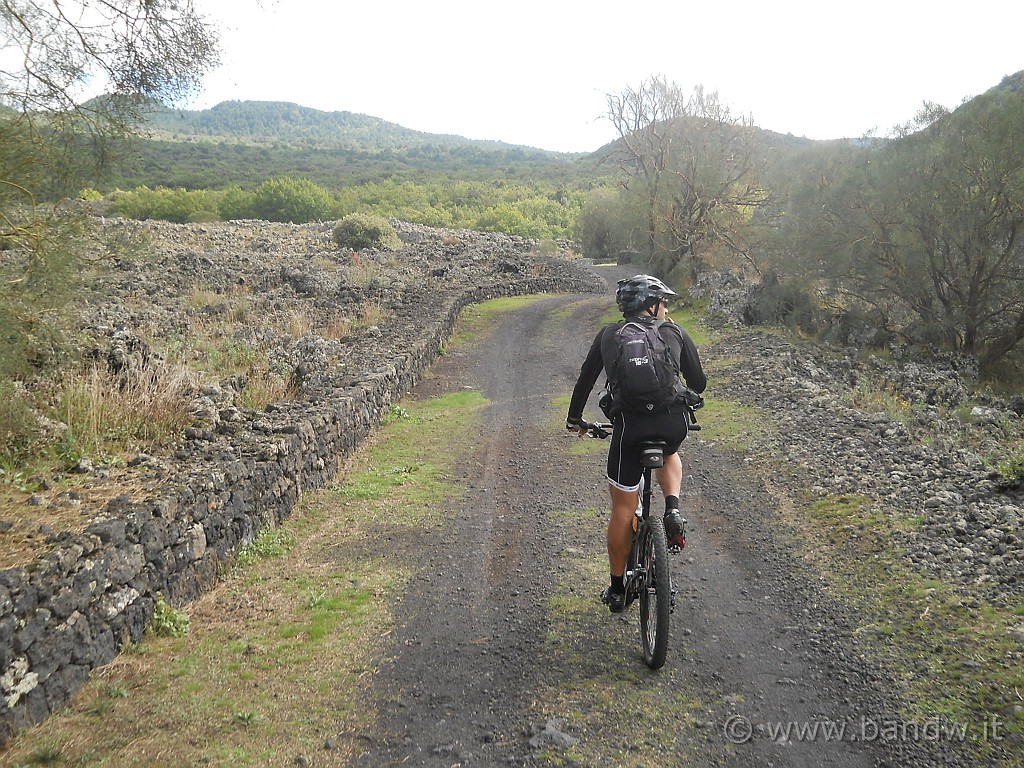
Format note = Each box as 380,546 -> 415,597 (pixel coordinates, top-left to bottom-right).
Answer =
566,274 -> 707,613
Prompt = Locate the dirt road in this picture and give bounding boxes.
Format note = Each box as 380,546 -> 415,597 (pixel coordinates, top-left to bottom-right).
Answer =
351,266 -> 939,767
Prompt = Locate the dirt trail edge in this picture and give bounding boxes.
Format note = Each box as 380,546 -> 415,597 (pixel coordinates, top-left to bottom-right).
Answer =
350,267 -> 943,768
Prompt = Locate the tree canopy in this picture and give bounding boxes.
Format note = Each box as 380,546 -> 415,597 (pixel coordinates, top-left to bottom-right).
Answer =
775,74 -> 1024,370
1,0 -> 221,381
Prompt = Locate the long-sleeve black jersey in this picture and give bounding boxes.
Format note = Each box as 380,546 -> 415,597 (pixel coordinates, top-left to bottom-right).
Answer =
567,316 -> 706,421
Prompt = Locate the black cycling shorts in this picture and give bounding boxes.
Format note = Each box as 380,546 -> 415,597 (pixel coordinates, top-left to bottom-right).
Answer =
606,409 -> 688,491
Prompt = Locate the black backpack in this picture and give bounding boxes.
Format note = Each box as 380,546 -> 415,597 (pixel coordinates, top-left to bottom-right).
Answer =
606,320 -> 680,414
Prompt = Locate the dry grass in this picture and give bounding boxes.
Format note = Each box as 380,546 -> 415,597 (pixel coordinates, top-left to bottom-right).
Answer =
57,362 -> 198,457
0,360 -> 200,569
355,298 -> 387,328
322,314 -> 353,340
848,377 -> 914,424
283,309 -> 353,341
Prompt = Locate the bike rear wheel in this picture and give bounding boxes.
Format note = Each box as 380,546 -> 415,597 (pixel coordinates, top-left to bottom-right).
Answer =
638,515 -> 671,669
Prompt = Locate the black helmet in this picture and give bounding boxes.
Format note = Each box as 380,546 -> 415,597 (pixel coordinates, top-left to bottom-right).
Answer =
615,274 -> 678,314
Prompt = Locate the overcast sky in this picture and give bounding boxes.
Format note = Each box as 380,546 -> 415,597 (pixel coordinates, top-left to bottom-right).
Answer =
190,0 -> 1023,153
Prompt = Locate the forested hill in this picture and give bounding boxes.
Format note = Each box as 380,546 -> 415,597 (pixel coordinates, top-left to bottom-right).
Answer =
145,100 -> 570,155
116,100 -> 594,191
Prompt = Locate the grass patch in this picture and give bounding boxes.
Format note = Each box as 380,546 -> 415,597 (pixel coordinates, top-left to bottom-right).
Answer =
338,389 -> 488,521
449,294 -> 554,350
234,526 -> 296,567
698,398 -> 771,453
568,436 -> 608,458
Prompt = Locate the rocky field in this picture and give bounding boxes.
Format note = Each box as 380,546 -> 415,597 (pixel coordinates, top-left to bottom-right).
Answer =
710,329 -> 1024,601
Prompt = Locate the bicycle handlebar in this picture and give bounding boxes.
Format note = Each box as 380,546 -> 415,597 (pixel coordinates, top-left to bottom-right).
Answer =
570,395 -> 704,439
579,421 -> 612,439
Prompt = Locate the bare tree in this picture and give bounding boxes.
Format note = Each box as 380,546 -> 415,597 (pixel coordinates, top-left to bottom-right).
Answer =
605,76 -> 770,279
902,102 -> 1024,368
2,0 -> 219,183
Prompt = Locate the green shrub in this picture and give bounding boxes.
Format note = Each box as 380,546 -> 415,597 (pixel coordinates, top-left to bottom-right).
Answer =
217,185 -> 255,220
249,177 -> 336,223
107,186 -> 217,223
332,213 -> 402,250
235,527 -> 296,567
474,203 -> 531,237
998,451 -> 1024,482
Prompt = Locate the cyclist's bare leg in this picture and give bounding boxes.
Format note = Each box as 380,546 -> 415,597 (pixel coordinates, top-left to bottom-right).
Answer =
655,452 -> 682,503
608,485 -> 637,577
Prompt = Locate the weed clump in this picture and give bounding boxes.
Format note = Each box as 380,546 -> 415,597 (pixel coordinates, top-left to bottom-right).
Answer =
150,595 -> 190,638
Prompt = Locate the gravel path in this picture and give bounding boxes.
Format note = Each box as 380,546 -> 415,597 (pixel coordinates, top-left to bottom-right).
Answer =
346,264 -> 1019,766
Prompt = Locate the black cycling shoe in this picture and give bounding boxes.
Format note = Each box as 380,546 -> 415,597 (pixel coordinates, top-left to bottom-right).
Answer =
664,510 -> 687,551
601,587 -> 627,613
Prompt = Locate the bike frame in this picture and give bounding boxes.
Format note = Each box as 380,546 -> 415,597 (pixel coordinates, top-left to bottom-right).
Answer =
623,450 -> 659,596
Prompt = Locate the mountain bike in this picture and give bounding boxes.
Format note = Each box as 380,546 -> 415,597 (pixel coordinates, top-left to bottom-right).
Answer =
581,399 -> 701,669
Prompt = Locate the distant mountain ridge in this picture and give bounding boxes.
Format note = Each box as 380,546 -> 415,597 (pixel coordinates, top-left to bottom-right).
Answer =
109,99 -> 593,192
146,100 -> 570,155
116,73 -> 1023,193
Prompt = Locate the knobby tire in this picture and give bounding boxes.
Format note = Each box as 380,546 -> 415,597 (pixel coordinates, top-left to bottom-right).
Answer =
638,515 -> 671,669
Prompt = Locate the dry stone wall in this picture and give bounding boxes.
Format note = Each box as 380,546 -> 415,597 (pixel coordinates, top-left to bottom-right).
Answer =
0,220 -> 604,745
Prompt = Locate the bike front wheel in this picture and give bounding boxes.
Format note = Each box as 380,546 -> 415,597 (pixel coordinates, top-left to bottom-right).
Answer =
638,515 -> 671,669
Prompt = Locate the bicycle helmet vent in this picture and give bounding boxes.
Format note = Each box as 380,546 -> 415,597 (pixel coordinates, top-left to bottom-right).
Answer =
615,274 -> 678,314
